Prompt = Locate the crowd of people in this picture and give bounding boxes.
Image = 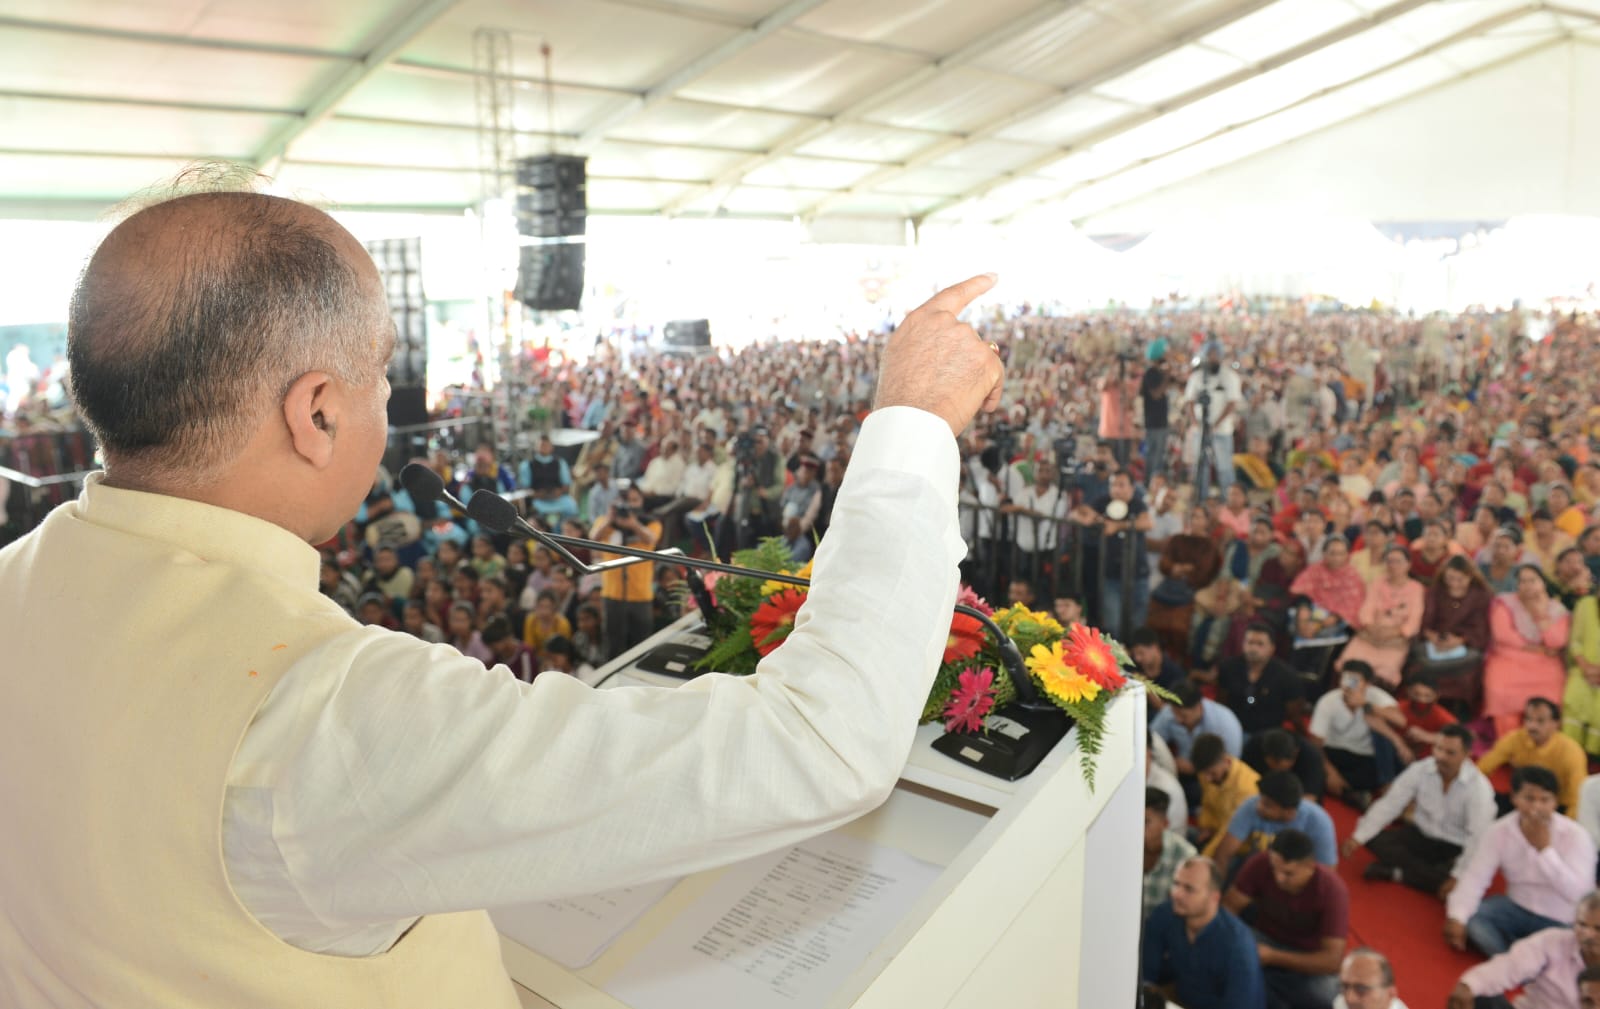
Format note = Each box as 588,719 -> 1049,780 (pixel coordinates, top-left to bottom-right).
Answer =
286,298 -> 1600,1007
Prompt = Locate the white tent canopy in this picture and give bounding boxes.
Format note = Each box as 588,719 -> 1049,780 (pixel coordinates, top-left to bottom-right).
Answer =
1,0 -> 1598,226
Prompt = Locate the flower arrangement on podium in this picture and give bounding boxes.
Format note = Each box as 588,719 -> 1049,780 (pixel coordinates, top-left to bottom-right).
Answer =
696,539 -> 1168,788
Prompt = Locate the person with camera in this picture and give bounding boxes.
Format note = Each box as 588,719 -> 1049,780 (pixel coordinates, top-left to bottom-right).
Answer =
590,482 -> 663,660
731,426 -> 785,548
1141,356 -> 1171,480
1184,341 -> 1243,493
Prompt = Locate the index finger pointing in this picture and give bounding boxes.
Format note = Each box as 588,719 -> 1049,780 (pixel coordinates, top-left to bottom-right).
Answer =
919,272 -> 998,317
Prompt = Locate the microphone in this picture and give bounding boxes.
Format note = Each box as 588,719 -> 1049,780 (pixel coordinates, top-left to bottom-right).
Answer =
398,466 -> 1036,706
460,485 -> 1038,708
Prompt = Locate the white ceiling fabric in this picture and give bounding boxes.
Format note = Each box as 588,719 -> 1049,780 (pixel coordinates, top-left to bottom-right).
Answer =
0,0 -> 1596,224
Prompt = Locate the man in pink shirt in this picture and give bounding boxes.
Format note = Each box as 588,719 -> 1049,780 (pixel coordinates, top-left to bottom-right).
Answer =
1447,891 -> 1600,1009
1445,767 -> 1597,957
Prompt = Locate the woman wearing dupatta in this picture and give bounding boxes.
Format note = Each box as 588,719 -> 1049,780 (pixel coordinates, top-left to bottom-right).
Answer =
1339,546 -> 1425,689
1563,590 -> 1600,755
1415,555 -> 1494,716
1290,535 -> 1367,631
1484,564 -> 1571,736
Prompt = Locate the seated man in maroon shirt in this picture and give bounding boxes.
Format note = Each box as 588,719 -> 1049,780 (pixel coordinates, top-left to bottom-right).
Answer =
1224,829 -> 1349,1009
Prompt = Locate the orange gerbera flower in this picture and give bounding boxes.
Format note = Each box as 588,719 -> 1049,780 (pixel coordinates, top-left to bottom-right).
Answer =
944,612 -> 986,664
750,589 -> 806,656
1063,623 -> 1126,691
1025,641 -> 1101,705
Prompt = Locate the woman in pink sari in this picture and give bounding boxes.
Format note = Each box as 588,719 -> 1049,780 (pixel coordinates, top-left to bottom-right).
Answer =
1339,546 -> 1425,689
1484,564 -> 1571,736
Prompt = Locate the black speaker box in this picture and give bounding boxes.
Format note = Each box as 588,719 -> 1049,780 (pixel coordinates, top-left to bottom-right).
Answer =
387,384 -> 428,428
515,154 -> 587,189
516,243 -> 585,312
663,319 -> 711,347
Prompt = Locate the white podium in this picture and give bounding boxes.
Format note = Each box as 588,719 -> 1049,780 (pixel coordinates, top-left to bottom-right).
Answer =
500,617 -> 1145,1009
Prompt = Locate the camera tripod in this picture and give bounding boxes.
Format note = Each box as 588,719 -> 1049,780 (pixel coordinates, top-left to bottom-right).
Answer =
1193,386 -> 1220,504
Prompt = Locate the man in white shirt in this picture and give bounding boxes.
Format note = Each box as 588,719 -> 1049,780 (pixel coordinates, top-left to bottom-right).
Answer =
1003,462 -> 1063,559
1309,659 -> 1409,809
0,181 -> 1007,1003
653,440 -> 718,543
1341,723 -> 1497,898
1183,341 -> 1243,491
635,437 -> 686,509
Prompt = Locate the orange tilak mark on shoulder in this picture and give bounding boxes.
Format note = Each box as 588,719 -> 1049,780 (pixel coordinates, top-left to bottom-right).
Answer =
271,644 -> 287,651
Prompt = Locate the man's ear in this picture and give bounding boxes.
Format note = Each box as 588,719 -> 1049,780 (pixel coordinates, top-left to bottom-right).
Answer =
283,371 -> 339,469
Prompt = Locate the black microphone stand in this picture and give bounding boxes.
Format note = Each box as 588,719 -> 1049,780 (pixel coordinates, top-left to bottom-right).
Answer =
403,464 -> 1067,779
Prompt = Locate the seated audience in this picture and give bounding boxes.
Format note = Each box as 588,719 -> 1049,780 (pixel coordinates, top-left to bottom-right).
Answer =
1395,674 -> 1457,751
1343,723 -> 1495,898
1152,679 -> 1245,776
1446,767 -> 1597,957
1479,697 -> 1586,816
1290,535 -> 1367,644
1243,728 -> 1327,803
1212,770 -> 1338,871
1144,787 -> 1198,923
1129,627 -> 1189,704
1333,948 -> 1406,1009
1141,856 -> 1266,1009
1148,737 -> 1189,830
1216,622 -> 1307,737
1485,564 -> 1572,737
1193,733 -> 1261,860
1449,890 -> 1600,1009
1309,660 -> 1408,809
1224,830 -> 1348,1009
1337,546 -> 1424,690
482,616 -> 537,683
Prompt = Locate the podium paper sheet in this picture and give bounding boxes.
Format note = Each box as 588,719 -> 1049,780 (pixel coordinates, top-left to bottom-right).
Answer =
604,831 -> 940,1009
493,878 -> 681,969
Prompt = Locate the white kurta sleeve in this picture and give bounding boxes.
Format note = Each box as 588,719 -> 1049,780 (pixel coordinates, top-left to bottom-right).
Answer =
226,406 -> 967,942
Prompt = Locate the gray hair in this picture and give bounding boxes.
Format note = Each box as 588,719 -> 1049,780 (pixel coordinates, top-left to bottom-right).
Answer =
68,163 -> 383,487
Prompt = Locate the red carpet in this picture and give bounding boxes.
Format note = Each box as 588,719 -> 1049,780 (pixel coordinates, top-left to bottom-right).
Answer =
1323,798 -> 1485,1005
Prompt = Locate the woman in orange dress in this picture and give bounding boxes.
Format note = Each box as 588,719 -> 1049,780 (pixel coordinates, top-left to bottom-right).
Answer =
1483,564 -> 1571,736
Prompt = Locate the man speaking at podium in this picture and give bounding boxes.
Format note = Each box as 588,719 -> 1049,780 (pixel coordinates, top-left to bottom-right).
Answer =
0,175 -> 1004,1008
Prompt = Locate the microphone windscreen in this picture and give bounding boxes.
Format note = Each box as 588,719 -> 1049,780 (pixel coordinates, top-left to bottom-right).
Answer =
466,490 -> 520,534
399,462 -> 444,507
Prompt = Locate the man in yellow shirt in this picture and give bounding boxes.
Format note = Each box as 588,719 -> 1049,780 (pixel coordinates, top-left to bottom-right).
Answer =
1479,697 -> 1587,816
590,482 -> 663,660
1193,732 -> 1261,858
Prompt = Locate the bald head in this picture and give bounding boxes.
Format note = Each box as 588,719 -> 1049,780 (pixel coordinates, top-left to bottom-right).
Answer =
69,187 -> 388,486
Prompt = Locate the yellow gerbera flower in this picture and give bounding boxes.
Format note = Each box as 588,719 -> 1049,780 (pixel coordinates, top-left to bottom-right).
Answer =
1025,641 -> 1101,705
760,559 -> 814,597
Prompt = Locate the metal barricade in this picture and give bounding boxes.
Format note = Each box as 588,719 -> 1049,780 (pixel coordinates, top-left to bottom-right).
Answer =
0,464 -> 97,546
384,417 -> 492,476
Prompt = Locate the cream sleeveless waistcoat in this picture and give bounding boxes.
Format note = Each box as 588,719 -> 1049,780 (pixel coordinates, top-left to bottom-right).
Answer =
0,476 -> 518,1008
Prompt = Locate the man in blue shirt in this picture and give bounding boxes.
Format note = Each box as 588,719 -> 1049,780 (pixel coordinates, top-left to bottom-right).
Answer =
1142,856 -> 1266,1009
1213,770 -> 1339,872
1152,679 -> 1244,774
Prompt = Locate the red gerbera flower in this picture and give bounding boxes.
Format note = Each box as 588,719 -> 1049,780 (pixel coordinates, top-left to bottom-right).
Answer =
944,612 -> 986,664
1062,623 -> 1126,690
955,584 -> 994,617
750,589 -> 806,656
942,667 -> 997,734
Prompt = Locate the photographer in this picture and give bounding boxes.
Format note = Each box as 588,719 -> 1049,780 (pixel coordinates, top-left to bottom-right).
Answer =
1140,357 -> 1171,480
1184,341 -> 1243,493
732,426 -> 785,548
589,482 -> 663,660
